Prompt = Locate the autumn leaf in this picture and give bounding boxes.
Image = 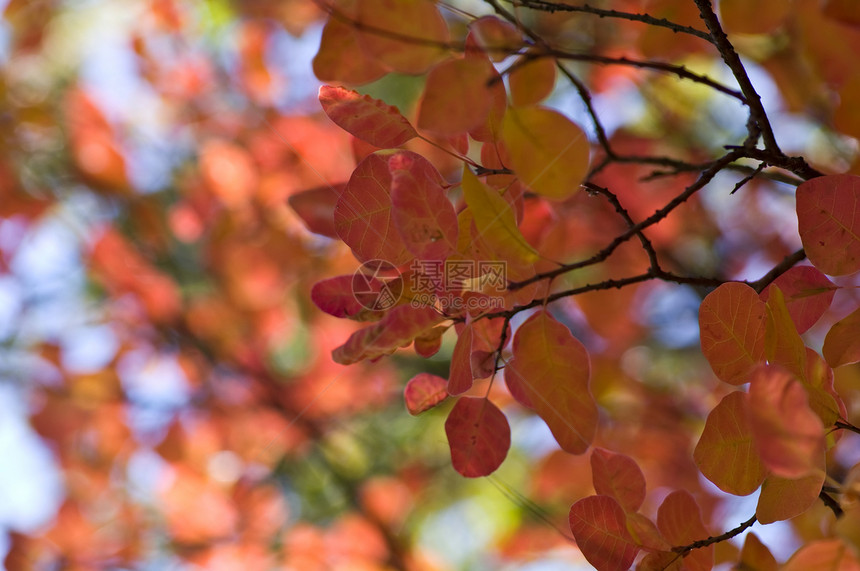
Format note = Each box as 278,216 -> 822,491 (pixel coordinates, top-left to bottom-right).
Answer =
823,306 -> 860,367
759,265 -> 836,334
738,533 -> 778,571
468,15 -> 522,62
511,310 -> 597,454
796,174 -> 860,276
781,539 -> 860,571
332,305 -> 445,365
699,282 -> 766,385
501,106 -> 590,200
448,323 -> 474,395
656,491 -> 713,571
509,53 -> 557,107
311,275 -> 382,321
693,391 -> 767,496
445,397 -> 510,477
354,0 -> 449,74
569,495 -> 640,571
404,373 -> 448,415
756,470 -> 826,524
319,85 -> 418,149
748,365 -> 825,479
313,15 -> 387,85
590,448 -> 646,513
334,152 -> 413,265
461,167 -> 539,266
388,151 -> 458,260
288,184 -> 343,238
764,285 -> 807,379
416,57 -> 495,136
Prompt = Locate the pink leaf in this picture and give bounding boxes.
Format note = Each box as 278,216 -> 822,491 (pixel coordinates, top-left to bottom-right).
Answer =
404,373 -> 449,415
319,85 -> 417,149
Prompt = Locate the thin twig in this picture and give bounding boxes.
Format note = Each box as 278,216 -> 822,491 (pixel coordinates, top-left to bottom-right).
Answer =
672,514 -> 757,554
510,0 -> 714,43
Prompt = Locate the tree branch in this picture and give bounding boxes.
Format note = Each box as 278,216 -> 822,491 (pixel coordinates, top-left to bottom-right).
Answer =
692,0 -> 780,153
509,0 -> 714,43
672,514 -> 757,554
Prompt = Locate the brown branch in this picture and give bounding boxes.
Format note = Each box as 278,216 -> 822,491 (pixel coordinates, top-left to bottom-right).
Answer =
509,149 -> 746,291
672,514 -> 757,554
509,0 -> 714,43
836,420 -> 860,436
693,0 -> 780,152
748,249 -> 806,293
820,490 -> 844,518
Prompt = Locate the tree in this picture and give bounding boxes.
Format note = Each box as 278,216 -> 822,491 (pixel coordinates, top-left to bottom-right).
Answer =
2,0 -> 860,569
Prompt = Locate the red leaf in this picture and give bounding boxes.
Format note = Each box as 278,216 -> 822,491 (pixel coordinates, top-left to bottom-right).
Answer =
404,373 -> 448,415
796,173 -> 860,276
319,85 -> 417,149
503,358 -> 535,409
311,275 -> 381,321
468,15 -> 523,62
414,327 -> 444,358
590,448 -> 646,513
760,266 -> 836,333
288,184 -> 343,238
388,151 -> 458,260
699,282 -> 766,385
782,539 -> 860,571
569,495 -> 639,571
657,491 -> 713,571
748,364 -> 825,478
334,152 -> 413,265
448,323 -> 474,395
332,306 -> 445,365
312,16 -> 387,85
756,470 -> 825,524
445,397 -> 510,477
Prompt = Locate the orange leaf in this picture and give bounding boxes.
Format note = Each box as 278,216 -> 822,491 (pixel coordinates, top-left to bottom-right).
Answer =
693,391 -> 767,496
469,15 -> 523,62
417,57 -> 495,136
569,495 -> 640,571
355,0 -> 449,74
782,539 -> 860,571
796,174 -> 860,276
445,397 -> 510,477
509,54 -> 557,107
319,85 -> 417,149
404,373 -> 448,415
511,310 -> 597,454
501,106 -> 590,200
313,15 -> 387,85
657,491 -> 713,571
824,306 -> 860,367
389,151 -> 458,260
503,358 -> 535,409
332,305 -> 445,365
698,282 -> 766,385
590,448 -> 646,513
748,365 -> 825,479
334,152 -> 413,265
756,470 -> 826,524
739,533 -> 778,571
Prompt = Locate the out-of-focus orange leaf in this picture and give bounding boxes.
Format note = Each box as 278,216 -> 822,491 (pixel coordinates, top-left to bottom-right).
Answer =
719,0 -> 790,35
200,139 -> 259,208
469,15 -> 522,62
509,54 -> 557,107
354,0 -> 449,74
314,14 -> 388,85
288,184 -> 344,238
781,539 -> 860,571
739,533 -> 778,571
749,365 -> 825,479
590,448 -> 646,514
824,307 -> 860,368
159,467 -> 238,544
656,491 -> 713,571
416,57 -> 495,136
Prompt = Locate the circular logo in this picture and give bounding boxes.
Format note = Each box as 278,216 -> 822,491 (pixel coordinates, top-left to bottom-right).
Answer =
351,259 -> 403,311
